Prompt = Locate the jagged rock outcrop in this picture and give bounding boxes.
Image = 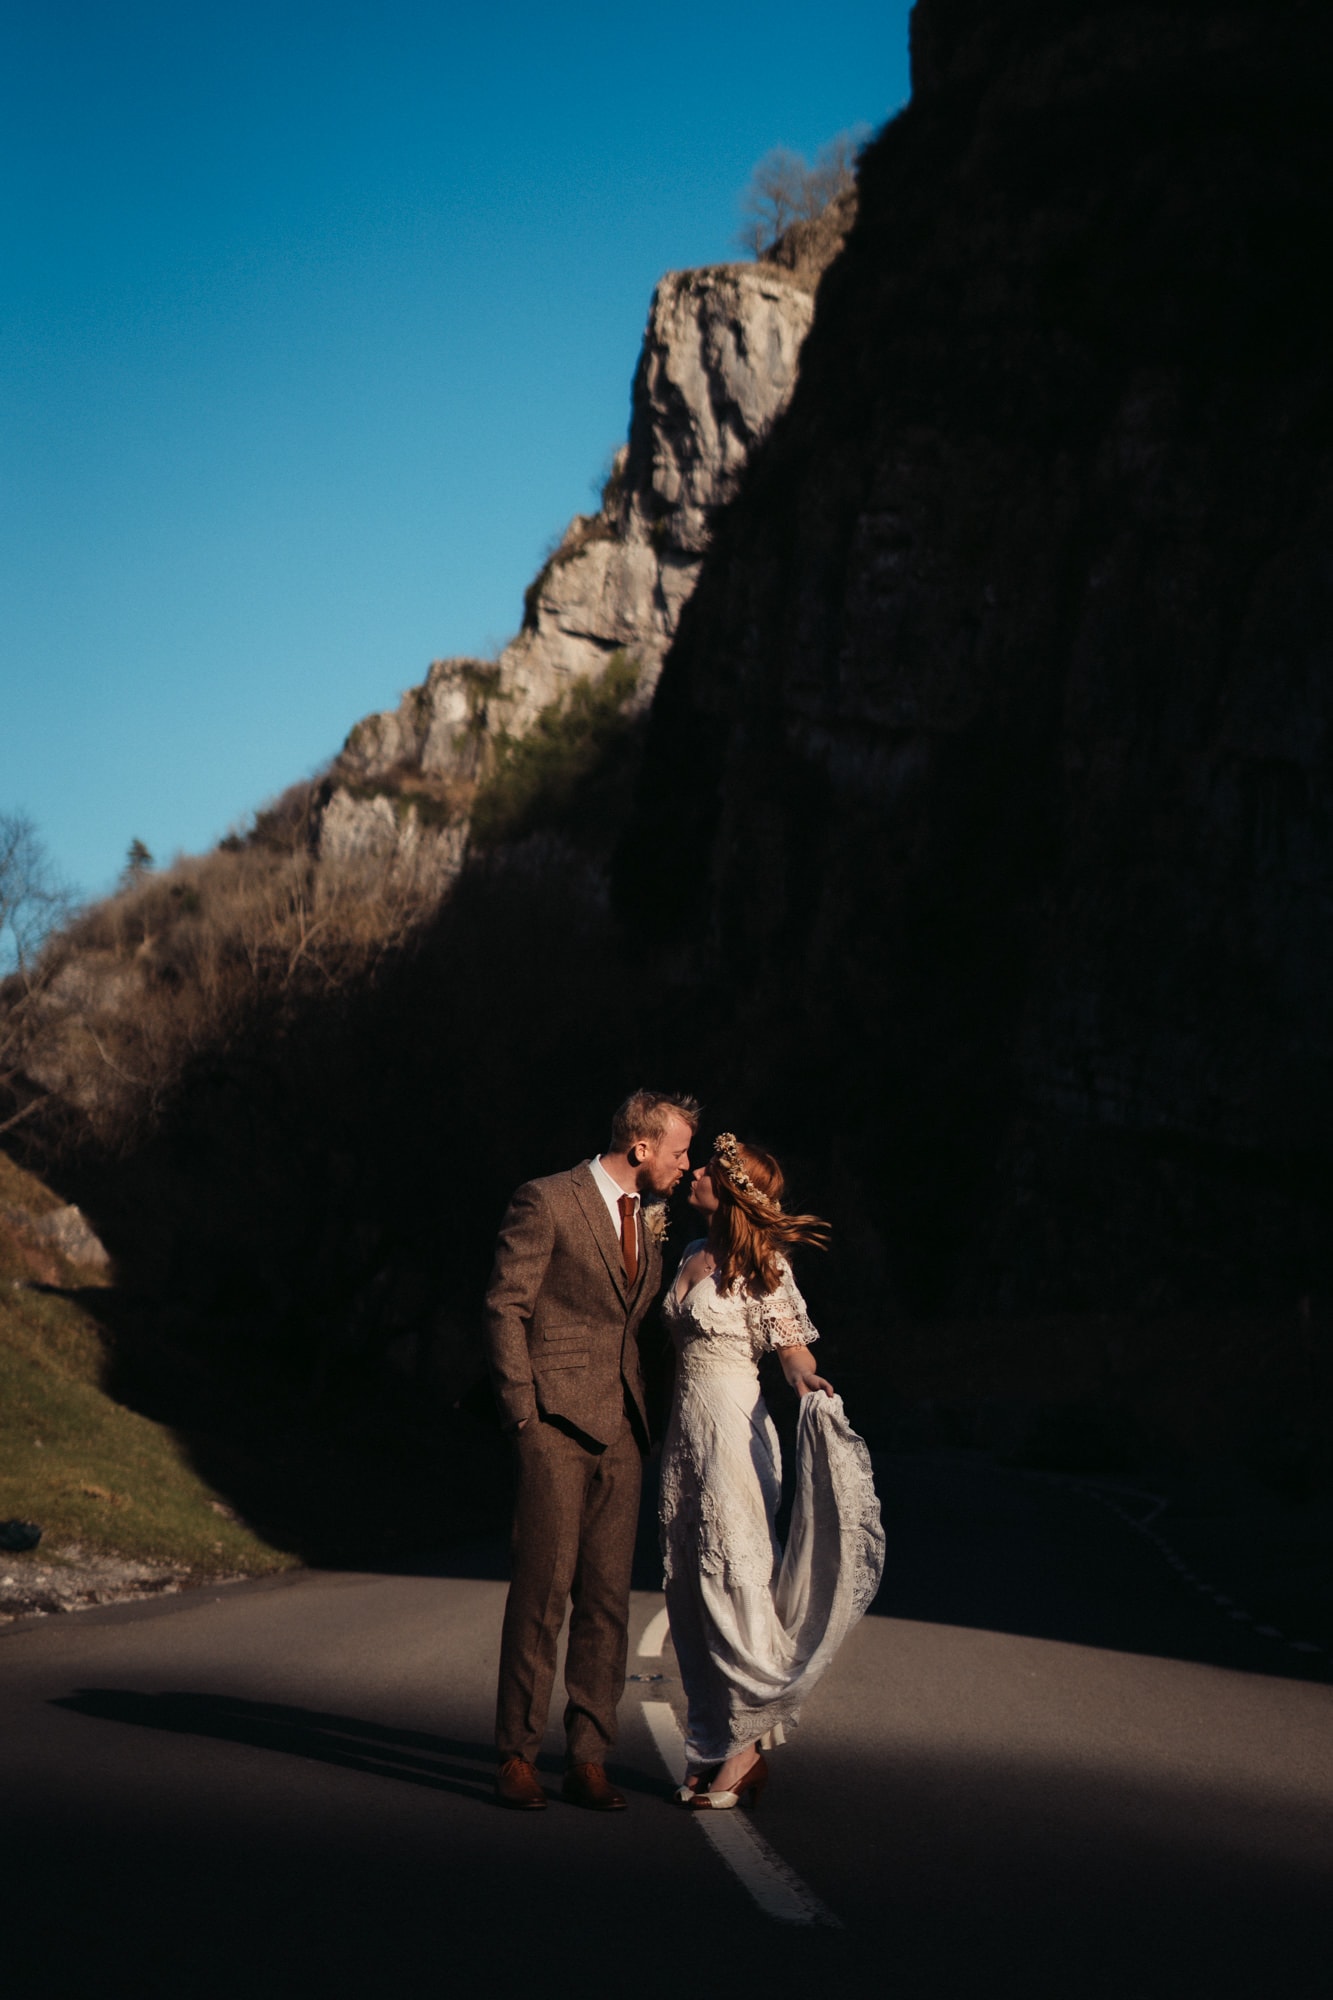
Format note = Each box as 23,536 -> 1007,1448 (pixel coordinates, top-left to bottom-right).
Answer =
325,254 -> 830,869
316,786 -> 465,889
0,1198 -> 111,1279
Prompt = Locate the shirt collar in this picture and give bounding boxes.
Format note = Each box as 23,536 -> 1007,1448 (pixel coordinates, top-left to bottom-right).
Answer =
591,1155 -> 638,1209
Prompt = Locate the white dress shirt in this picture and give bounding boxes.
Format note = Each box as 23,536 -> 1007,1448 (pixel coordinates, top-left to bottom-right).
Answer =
590,1154 -> 640,1263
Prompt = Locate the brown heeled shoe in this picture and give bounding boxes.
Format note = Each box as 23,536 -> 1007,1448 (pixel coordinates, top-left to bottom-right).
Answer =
688,1751 -> 768,1810
673,1764 -> 721,1806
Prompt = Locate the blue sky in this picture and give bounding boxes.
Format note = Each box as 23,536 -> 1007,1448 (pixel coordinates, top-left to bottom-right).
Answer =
2,0 -> 911,905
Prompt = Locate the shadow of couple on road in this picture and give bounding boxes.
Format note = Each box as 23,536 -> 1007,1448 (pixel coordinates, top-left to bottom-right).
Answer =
51,1688 -> 662,1803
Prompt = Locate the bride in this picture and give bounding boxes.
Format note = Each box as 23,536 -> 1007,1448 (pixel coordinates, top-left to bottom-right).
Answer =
659,1133 -> 885,1808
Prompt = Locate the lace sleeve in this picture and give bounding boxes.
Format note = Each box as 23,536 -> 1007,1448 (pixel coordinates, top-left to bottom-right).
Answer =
760,1259 -> 819,1350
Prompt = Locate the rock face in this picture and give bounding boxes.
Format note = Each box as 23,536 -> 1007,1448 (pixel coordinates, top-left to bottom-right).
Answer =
617,0 -> 1333,1315
29,1204 -> 111,1271
0,1199 -> 111,1279
327,258 -> 823,867
316,786 -> 466,889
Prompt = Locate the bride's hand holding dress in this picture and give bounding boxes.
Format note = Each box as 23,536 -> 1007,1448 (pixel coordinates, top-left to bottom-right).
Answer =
777,1345 -> 835,1399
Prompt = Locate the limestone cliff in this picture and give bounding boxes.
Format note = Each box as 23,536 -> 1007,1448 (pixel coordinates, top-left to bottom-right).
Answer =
325,253 -> 826,868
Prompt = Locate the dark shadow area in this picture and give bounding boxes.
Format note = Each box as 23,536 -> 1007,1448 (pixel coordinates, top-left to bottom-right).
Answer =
48,1688 -> 666,1803
396,1434 -> 1330,1686
53,1689 -> 500,1802
865,1451 -> 1332,1685
769,1737 -> 1333,2000
5,1694 -> 1328,1998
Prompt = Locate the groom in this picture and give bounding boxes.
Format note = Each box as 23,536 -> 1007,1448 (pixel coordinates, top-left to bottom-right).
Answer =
485,1089 -> 699,1810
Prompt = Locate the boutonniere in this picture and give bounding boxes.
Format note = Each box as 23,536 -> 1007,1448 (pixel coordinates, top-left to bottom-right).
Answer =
642,1200 -> 671,1247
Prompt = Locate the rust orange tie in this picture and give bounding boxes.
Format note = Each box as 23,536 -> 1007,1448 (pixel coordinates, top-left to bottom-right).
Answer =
618,1193 -> 639,1288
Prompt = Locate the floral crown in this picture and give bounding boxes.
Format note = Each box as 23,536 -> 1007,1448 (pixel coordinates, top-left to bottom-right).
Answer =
712,1132 -> 779,1211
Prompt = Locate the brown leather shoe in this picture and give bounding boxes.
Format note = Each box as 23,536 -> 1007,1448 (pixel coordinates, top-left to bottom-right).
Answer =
561,1762 -> 627,1811
496,1756 -> 547,1810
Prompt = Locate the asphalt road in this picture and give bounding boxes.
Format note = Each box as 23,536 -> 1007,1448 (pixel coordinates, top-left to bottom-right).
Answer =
2,1453 -> 1329,1999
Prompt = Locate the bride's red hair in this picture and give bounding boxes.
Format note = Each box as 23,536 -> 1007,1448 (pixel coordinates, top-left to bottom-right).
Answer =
709,1139 -> 830,1297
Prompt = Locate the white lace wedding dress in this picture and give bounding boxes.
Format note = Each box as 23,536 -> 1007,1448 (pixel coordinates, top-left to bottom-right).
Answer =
659,1245 -> 886,1771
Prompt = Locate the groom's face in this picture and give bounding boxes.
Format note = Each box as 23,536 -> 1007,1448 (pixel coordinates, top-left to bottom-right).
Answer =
633,1114 -> 694,1197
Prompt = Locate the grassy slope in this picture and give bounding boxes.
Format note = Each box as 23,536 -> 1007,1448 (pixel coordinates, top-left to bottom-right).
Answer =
0,1152 -> 295,1575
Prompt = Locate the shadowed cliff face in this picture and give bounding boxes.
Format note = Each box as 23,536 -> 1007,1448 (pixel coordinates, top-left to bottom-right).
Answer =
616,0 -> 1333,1314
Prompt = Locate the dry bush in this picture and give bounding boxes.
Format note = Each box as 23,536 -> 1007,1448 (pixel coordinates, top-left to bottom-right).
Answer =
0,812 -> 76,1139
737,131 -> 865,258
1,812 -> 71,970
6,782 -> 451,1155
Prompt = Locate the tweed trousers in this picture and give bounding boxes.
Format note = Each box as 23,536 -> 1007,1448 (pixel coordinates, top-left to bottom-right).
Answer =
495,1410 -> 643,1766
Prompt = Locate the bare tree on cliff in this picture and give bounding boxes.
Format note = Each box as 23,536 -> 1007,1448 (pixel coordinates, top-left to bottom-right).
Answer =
0,813 -> 70,975
0,812 -> 73,1138
738,132 -> 862,257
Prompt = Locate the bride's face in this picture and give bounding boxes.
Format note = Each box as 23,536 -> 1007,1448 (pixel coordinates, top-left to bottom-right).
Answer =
687,1163 -> 720,1215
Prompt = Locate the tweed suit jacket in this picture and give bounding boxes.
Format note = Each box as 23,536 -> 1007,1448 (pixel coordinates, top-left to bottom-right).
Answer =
484,1162 -> 661,1448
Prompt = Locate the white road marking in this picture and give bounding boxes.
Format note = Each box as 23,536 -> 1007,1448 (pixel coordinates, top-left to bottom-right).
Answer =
640,1701 -> 842,1929
638,1605 -> 671,1657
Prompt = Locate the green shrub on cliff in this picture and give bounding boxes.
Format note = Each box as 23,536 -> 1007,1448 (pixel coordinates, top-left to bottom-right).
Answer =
469,651 -> 641,849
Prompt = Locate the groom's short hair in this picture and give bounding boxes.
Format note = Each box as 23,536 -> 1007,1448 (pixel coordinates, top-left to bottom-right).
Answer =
609,1089 -> 700,1153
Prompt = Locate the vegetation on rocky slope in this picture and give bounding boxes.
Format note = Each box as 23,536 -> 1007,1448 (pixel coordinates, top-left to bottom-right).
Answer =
469,651 -> 642,847
2,788 -> 433,1154
0,1281 -> 292,1573
0,1151 -> 294,1577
